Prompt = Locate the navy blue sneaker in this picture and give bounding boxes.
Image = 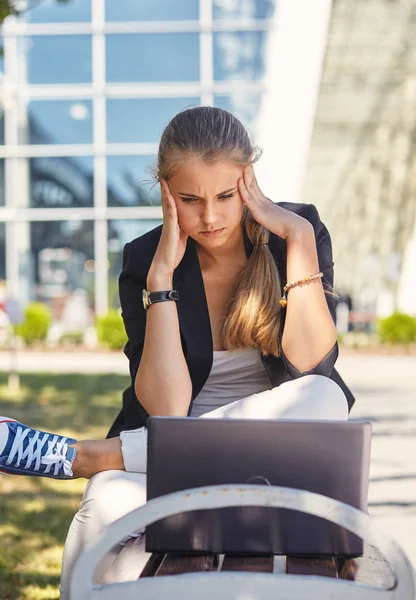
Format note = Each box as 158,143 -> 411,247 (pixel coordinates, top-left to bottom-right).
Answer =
0,417 -> 77,479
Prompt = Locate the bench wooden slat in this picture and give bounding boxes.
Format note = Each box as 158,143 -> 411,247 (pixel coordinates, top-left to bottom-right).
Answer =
155,553 -> 217,576
139,552 -> 164,578
143,545 -> 395,586
286,556 -> 338,578
338,544 -> 395,588
221,554 -> 274,573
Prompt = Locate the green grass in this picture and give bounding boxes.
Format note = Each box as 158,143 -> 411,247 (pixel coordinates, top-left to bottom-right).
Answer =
0,372 -> 130,600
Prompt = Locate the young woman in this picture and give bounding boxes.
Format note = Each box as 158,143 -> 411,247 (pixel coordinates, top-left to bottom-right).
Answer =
0,106 -> 354,597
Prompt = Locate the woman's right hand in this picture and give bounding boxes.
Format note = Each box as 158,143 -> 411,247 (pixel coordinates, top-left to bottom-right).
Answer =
147,179 -> 189,286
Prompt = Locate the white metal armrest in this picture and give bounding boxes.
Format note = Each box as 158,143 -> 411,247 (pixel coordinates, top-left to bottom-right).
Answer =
70,485 -> 415,600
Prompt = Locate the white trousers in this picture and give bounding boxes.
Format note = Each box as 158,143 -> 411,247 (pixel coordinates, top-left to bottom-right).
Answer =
60,374 -> 348,599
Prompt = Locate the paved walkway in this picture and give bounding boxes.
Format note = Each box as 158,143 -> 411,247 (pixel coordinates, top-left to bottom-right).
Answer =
337,353 -> 416,569
0,348 -> 415,567
0,349 -> 130,376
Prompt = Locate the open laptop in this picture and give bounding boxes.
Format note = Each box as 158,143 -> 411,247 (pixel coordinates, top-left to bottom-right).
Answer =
146,417 -> 372,557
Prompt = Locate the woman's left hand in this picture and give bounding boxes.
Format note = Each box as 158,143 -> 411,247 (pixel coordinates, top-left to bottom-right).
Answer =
238,164 -> 311,240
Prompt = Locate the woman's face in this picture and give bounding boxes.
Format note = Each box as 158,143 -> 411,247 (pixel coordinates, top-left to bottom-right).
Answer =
167,157 -> 245,247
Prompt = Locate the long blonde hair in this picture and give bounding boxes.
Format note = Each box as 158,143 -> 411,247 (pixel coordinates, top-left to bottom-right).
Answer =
151,106 -> 284,356
222,206 -> 282,356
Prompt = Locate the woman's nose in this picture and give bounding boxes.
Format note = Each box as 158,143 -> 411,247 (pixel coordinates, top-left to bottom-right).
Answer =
202,202 -> 217,225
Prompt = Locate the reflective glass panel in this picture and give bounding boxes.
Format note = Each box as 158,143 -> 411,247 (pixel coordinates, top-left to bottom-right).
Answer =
17,36 -> 92,84
106,97 -> 199,143
28,220 -> 95,320
213,32 -> 268,81
106,0 -> 198,21
20,0 -> 92,23
108,219 -> 162,308
106,34 -> 199,82
16,156 -> 94,209
107,155 -> 160,207
214,93 -> 263,137
0,223 -> 4,281
213,0 -> 275,19
0,159 -> 4,206
19,100 -> 93,145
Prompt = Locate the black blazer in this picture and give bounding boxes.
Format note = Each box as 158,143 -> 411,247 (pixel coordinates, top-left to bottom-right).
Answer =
107,201 -> 355,439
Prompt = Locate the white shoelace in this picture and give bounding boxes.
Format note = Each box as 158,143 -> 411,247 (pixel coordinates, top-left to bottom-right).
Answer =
6,426 -> 74,477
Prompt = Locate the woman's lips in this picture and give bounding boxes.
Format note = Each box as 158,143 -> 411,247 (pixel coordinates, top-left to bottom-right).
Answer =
200,228 -> 225,238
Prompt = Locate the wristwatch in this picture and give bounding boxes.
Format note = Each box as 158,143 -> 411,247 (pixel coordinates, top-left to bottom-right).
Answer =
142,289 -> 179,310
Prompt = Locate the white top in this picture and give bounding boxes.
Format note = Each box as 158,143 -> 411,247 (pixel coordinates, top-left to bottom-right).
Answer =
190,348 -> 272,418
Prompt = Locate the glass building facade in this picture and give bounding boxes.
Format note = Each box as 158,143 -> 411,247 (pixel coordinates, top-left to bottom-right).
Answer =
0,0 -> 277,319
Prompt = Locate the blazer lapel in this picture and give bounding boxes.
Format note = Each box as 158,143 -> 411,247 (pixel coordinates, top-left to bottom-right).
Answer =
173,237 -> 213,405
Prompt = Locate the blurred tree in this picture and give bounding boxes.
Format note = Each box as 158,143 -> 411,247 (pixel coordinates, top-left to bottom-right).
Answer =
0,0 -> 14,22
0,0 -> 69,24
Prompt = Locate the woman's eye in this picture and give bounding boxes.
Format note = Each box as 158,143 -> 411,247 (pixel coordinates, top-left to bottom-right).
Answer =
181,193 -> 234,203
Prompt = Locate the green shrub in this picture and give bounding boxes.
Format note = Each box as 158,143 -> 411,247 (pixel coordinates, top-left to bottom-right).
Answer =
96,309 -> 127,350
15,302 -> 52,345
378,312 -> 416,345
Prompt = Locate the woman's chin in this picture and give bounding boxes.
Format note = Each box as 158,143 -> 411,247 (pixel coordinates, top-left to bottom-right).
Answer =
194,224 -> 242,248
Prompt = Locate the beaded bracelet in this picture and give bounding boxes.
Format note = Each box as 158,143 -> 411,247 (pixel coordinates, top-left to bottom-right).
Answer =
279,272 -> 323,307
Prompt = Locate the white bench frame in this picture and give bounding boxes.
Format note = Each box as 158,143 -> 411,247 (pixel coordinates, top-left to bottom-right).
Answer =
70,484 -> 415,600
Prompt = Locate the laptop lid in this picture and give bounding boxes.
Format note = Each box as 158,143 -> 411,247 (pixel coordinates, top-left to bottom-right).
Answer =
146,417 -> 372,557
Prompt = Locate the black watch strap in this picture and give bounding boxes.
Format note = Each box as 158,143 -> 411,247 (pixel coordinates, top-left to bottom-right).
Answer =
143,289 -> 179,309
150,290 -> 179,304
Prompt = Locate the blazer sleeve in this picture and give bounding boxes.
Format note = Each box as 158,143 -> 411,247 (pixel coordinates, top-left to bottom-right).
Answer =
119,242 -> 148,396
280,203 -> 339,378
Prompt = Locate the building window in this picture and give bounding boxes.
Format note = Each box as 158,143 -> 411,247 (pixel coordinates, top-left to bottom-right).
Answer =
214,93 -> 263,137
15,156 -> 94,209
0,0 -> 278,320
19,100 -> 93,145
18,0 -> 92,23
28,220 -> 95,321
213,0 -> 275,20
106,34 -> 200,83
213,31 -> 268,81
105,0 -> 199,22
17,35 -> 92,85
106,97 -> 200,143
108,219 -> 162,308
107,155 -> 160,207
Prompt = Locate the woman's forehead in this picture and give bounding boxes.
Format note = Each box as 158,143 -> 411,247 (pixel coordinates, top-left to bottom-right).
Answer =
169,158 -> 242,185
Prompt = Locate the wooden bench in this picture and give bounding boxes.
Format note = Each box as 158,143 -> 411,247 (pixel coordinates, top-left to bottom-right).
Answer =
139,544 -> 395,587
70,485 -> 415,600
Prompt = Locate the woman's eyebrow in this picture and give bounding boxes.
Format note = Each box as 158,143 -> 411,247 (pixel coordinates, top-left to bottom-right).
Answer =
178,187 -> 237,198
